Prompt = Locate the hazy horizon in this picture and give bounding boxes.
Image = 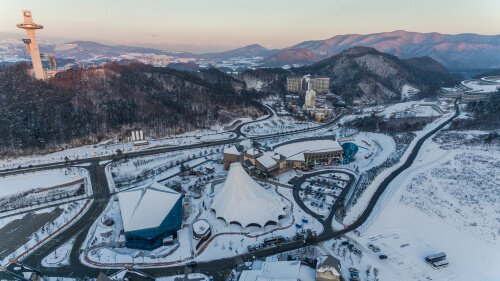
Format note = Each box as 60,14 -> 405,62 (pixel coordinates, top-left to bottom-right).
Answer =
1,0 -> 499,52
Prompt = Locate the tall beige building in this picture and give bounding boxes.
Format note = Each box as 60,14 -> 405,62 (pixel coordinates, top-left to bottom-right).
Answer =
17,10 -> 45,80
310,77 -> 330,93
286,77 -> 304,92
304,89 -> 316,108
287,75 -> 330,93
304,77 -> 316,108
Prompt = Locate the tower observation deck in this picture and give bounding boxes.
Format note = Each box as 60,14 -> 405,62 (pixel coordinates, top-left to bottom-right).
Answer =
16,10 -> 45,80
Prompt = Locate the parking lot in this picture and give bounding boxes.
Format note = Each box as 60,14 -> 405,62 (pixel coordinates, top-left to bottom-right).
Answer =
299,172 -> 350,215
0,208 -> 63,260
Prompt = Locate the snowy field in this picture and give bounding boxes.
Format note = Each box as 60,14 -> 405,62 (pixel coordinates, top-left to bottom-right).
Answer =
242,115 -> 320,136
345,112 -> 454,225
0,127 -> 235,170
378,102 -> 443,119
42,237 -> 76,267
343,130 -> 500,281
0,167 -> 88,198
360,100 -> 448,119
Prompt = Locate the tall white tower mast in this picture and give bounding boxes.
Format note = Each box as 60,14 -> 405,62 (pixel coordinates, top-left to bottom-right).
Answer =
17,10 -> 45,80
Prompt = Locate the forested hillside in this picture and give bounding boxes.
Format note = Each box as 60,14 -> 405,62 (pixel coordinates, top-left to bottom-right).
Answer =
294,47 -> 458,104
0,63 -> 264,156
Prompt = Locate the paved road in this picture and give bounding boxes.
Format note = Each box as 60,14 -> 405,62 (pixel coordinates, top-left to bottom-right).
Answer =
10,100 -> 458,279
22,161 -> 116,277
7,104 -> 339,278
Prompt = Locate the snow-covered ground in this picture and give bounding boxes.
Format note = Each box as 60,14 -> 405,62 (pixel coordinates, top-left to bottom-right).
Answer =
0,167 -> 91,217
0,126 -> 235,170
157,273 -> 210,281
242,115 -> 320,136
42,237 -> 76,267
345,111 -> 453,225
378,101 -> 443,119
342,130 -> 500,281
362,100 -> 445,119
0,167 -> 88,198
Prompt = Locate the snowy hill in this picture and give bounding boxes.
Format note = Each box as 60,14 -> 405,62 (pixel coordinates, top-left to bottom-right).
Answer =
346,130 -> 500,281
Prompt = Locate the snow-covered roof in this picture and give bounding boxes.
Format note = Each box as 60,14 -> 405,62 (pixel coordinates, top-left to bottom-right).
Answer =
118,182 -> 181,232
240,261 -> 315,281
224,145 -> 241,155
193,219 -> 210,235
211,163 -> 286,227
240,139 -> 253,150
246,148 -> 261,157
256,152 -> 278,169
274,140 -> 342,162
317,255 -> 341,276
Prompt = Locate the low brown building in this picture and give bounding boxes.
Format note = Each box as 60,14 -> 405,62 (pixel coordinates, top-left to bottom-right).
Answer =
316,255 -> 342,281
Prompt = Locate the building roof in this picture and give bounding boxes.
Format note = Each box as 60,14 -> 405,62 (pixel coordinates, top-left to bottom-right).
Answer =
317,255 -> 341,277
246,148 -> 262,157
274,140 -> 342,162
224,145 -> 243,155
239,261 -> 315,281
211,163 -> 286,227
118,182 -> 181,232
193,219 -> 210,236
256,152 -> 278,169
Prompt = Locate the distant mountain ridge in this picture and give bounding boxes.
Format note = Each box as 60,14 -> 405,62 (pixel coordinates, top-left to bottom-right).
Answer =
288,30 -> 500,70
262,48 -> 320,66
1,30 -> 499,70
201,44 -> 277,59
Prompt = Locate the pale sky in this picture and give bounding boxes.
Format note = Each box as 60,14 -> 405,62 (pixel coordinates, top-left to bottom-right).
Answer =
1,0 -> 499,52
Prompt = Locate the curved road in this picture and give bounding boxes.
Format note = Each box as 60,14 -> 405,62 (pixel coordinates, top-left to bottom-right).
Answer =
7,100 -> 458,279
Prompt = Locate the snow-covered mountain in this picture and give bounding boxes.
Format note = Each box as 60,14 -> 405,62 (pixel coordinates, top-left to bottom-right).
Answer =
2,30 -> 499,70
200,44 -> 278,60
288,30 -> 500,70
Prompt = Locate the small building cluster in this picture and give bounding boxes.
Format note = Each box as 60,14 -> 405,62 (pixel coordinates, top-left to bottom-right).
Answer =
223,139 -> 344,177
285,75 -> 335,122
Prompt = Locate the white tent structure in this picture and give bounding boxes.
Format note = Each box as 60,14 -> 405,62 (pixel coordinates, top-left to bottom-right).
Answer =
211,162 -> 287,227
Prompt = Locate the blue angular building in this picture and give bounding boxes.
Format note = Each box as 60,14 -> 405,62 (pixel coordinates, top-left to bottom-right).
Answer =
118,182 -> 183,250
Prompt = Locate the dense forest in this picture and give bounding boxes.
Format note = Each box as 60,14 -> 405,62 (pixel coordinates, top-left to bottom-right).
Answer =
0,63 -> 266,156
450,92 -> 500,130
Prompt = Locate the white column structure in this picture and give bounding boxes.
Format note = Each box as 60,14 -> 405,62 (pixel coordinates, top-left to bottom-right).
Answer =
17,10 -> 45,80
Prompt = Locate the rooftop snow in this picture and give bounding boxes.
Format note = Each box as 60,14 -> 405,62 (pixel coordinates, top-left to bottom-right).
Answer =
256,152 -> 278,169
246,148 -> 261,156
193,219 -> 210,235
274,140 -> 342,162
224,145 -> 241,155
118,182 -> 181,232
